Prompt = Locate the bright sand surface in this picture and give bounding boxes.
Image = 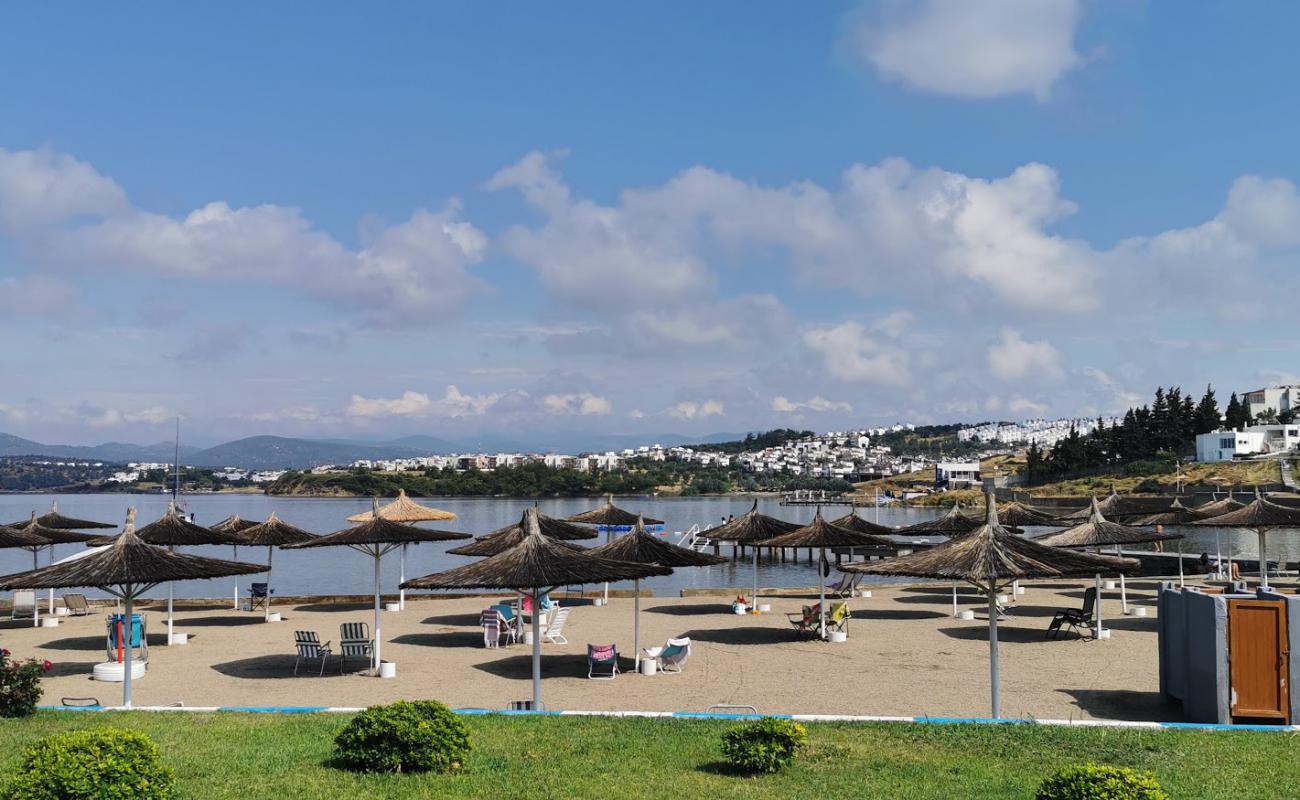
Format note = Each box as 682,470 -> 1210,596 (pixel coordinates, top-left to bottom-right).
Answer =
0,580 -> 1173,720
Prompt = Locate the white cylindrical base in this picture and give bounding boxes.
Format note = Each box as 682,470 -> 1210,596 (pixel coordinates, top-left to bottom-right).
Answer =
40,617 -> 59,628
858,590 -> 873,598
1014,586 -> 1026,595
167,632 -> 188,645
523,630 -> 534,645
55,607 -> 70,617
757,603 -> 771,613
93,660 -> 146,682
996,594 -> 1009,605
378,661 -> 397,679
1126,607 -> 1147,617
1103,580 -> 1117,590
266,612 -> 282,623
639,659 -> 658,676
593,598 -> 606,607
957,610 -> 976,620
1098,628 -> 1112,639
827,630 -> 848,643
732,606 -> 748,615
384,602 -> 400,612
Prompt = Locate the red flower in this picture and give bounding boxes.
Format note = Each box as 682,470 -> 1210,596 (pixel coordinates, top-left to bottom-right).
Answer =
0,648 -> 9,658
42,660 -> 52,673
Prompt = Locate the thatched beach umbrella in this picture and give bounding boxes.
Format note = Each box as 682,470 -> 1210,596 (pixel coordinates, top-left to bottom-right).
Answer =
1033,497 -> 1181,629
1193,489 -> 1300,589
755,508 -> 895,638
212,515 -> 260,609
843,490 -> 1134,718
567,495 -> 665,604
829,510 -> 896,536
101,503 -> 246,645
448,525 -> 588,558
1053,489 -> 1172,524
284,500 -> 470,674
703,500 -> 800,610
402,508 -> 671,708
346,491 -> 458,610
4,500 -> 115,531
0,508 -> 265,707
236,514 -> 317,621
1192,491 -> 1246,519
971,501 -> 1061,529
1130,498 -> 1201,527
895,504 -> 984,537
588,514 -> 725,668
486,508 -> 597,541
8,512 -> 101,618
0,523 -> 54,625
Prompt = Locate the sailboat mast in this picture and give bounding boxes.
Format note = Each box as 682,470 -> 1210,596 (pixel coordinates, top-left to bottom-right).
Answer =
173,417 -> 181,504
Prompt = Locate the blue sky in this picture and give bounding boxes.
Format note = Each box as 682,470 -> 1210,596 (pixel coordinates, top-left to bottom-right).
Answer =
1,1 -> 1298,448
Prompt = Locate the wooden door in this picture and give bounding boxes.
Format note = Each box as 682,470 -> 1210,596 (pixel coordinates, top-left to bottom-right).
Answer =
1228,599 -> 1290,721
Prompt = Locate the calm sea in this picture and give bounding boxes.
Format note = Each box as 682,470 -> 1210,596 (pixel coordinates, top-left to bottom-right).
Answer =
0,493 -> 1274,599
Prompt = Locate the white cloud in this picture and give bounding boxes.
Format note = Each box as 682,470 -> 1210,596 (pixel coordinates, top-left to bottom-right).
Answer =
0,274 -> 79,315
802,321 -> 910,386
1008,396 -> 1050,415
542,392 -> 612,416
0,147 -> 488,325
346,386 -> 505,419
83,405 -> 172,428
987,329 -> 1064,381
668,400 -> 724,420
846,0 -> 1084,101
772,396 -> 852,413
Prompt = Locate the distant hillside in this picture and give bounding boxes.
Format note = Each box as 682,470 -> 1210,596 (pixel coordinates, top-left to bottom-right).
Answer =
691,429 -> 814,454
0,433 -> 198,463
188,436 -> 441,470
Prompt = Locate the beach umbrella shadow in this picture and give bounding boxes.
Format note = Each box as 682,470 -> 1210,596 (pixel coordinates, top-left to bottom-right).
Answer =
420,612 -> 484,626
679,627 -> 793,646
390,631 -> 483,649
212,654 -> 350,680
854,608 -> 947,621
175,615 -> 264,627
644,602 -> 733,616
471,652 -> 593,680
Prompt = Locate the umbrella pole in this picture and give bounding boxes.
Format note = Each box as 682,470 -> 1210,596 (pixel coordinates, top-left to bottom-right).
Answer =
952,583 -> 958,618
399,544 -> 407,611
123,590 -> 135,709
47,546 -> 55,615
373,550 -> 382,675
603,525 -> 611,604
633,578 -> 641,671
167,545 -> 175,645
1256,528 -> 1269,589
1095,573 -> 1103,640
818,547 -> 827,639
265,546 -> 273,622
1178,539 -> 1185,588
1115,545 -> 1129,614
752,546 -> 759,609
233,545 -> 240,609
31,550 -> 39,628
987,585 -> 1000,719
532,587 -> 542,709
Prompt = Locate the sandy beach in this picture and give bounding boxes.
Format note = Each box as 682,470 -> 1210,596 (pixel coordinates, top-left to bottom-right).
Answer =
0,580 -> 1173,721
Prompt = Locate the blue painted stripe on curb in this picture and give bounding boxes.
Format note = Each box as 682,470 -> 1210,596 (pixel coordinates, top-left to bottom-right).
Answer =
218,706 -> 329,714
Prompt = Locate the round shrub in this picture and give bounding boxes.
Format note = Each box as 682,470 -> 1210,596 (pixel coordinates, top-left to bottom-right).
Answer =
3,728 -> 175,800
333,700 -> 471,774
720,717 -> 808,774
0,649 -> 49,718
1037,763 -> 1169,800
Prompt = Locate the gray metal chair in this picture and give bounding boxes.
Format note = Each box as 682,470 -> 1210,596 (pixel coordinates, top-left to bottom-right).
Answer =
293,631 -> 331,676
338,622 -> 373,674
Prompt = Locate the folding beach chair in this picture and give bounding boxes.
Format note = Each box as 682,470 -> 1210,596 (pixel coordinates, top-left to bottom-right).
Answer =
658,638 -> 691,674
338,622 -> 373,673
786,603 -> 821,637
10,590 -> 35,620
587,643 -> 619,680
482,608 -> 505,648
293,631 -> 331,676
107,613 -> 148,662
492,602 -> 519,643
62,593 -> 91,617
249,583 -> 271,613
826,573 -> 862,599
1046,587 -> 1097,640
543,608 -> 570,645
825,601 -> 851,633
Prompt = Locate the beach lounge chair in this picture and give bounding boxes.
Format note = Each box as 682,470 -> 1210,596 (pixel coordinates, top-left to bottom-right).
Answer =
293,631 -> 331,676
492,602 -> 519,643
10,590 -> 35,620
1046,587 -> 1097,640
826,573 -> 862,599
63,593 -> 91,617
249,583 -> 271,612
338,622 -> 373,673
481,608 -> 506,648
786,603 -> 821,637
587,643 -> 619,680
658,638 -> 691,674
543,608 -> 570,644
825,601 -> 850,633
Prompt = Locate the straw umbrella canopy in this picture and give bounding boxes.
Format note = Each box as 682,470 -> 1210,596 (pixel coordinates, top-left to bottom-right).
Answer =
895,504 -> 985,537
1193,489 -> 1300,589
448,525 -> 588,558
587,515 -> 726,668
346,492 -> 458,611
211,515 -> 260,609
485,509 -> 597,541
567,495 -> 665,604
0,508 -> 266,707
1130,498 -> 1202,527
236,513 -> 317,621
1192,491 -> 1246,519
0,523 -> 53,625
1053,489 -> 1173,523
402,507 -> 671,708
284,501 -> 470,673
843,490 -> 1135,718
968,501 -> 1062,529
702,500 -> 800,609
829,510 -> 896,537
1033,497 -> 1182,625
4,500 -> 115,531
754,509 -> 896,638
7,512 -> 102,618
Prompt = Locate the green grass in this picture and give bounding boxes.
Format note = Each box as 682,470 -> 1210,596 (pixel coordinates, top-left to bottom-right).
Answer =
1,712 -> 1297,799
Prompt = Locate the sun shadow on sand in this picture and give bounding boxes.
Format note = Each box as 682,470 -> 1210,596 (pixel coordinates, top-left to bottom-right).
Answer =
1058,688 -> 1182,722
679,627 -> 794,646
45,660 -> 104,678
420,613 -> 483,627
293,600 -> 374,613
391,631 -> 483,649
892,593 -> 980,606
936,625 -> 1059,644
212,654 -> 351,680
38,633 -> 169,652
175,615 -> 265,627
644,603 -> 732,616
471,653 -> 601,680
854,609 -> 947,621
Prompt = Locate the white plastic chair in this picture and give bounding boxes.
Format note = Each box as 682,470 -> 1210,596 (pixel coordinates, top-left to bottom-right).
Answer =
543,608 -> 570,644
10,590 -> 35,620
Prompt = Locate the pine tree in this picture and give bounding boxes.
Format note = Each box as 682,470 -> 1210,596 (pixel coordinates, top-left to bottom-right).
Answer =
1225,393 -> 1249,430
1194,385 -> 1221,434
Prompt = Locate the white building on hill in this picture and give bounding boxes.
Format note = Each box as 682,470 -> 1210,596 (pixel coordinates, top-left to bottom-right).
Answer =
1196,424 -> 1300,462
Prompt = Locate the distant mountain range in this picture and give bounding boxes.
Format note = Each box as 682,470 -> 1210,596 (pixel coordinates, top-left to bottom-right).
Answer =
0,431 -> 744,471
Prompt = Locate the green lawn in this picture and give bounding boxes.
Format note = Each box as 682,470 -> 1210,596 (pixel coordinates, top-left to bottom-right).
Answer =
0,712 -> 1294,799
